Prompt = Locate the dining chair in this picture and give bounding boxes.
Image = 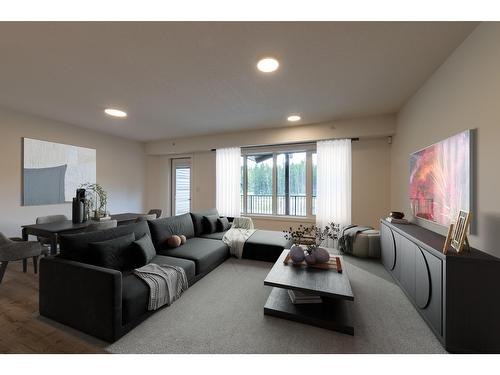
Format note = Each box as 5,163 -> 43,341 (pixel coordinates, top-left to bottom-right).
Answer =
147,209 -> 162,219
36,214 -> 68,255
85,220 -> 118,232
0,232 -> 42,284
135,214 -> 157,222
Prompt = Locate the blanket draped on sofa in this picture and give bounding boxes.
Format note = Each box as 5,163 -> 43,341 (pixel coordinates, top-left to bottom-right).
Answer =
222,217 -> 255,259
133,263 -> 188,310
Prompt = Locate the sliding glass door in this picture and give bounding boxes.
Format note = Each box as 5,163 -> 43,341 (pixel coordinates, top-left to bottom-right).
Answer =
171,158 -> 191,216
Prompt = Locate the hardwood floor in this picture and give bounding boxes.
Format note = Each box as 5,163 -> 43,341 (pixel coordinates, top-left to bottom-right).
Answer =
0,260 -> 104,354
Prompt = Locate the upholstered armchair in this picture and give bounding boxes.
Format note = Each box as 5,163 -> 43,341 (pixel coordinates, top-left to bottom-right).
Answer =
0,232 -> 42,283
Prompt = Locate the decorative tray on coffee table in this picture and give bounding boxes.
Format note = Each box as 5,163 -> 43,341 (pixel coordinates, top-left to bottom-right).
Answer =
283,253 -> 343,273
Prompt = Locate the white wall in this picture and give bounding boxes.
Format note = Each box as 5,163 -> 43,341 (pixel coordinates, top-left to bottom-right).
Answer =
146,115 -> 394,230
391,22 -> 500,256
0,107 -> 146,237
146,115 -> 395,155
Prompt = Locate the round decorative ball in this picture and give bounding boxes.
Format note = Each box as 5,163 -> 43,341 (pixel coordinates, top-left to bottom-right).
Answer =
167,235 -> 182,248
289,246 -> 305,264
314,247 -> 330,264
305,253 -> 317,265
179,234 -> 187,244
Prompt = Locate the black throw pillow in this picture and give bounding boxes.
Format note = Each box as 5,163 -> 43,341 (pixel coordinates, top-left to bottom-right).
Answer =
203,215 -> 219,234
217,216 -> 231,232
133,233 -> 156,265
89,233 -> 138,271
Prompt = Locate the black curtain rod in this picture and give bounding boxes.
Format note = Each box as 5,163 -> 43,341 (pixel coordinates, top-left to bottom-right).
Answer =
210,137 -> 359,152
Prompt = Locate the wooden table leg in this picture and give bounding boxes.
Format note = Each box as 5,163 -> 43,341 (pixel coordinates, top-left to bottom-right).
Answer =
33,256 -> 39,274
0,261 -> 8,283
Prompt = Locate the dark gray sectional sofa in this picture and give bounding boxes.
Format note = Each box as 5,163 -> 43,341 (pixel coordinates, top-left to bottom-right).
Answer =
39,209 -> 291,342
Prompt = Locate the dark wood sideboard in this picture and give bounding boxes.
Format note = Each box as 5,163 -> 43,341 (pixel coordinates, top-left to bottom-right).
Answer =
380,219 -> 500,353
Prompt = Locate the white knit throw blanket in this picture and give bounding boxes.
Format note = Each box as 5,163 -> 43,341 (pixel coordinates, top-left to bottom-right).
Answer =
133,263 -> 188,311
222,217 -> 256,259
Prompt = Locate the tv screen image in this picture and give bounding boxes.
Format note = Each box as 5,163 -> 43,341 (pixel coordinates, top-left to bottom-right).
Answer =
409,130 -> 471,226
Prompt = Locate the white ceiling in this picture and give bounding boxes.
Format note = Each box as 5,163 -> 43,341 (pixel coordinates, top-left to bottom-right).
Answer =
0,22 -> 477,141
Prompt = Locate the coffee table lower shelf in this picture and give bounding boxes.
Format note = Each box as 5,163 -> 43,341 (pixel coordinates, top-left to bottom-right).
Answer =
264,287 -> 354,335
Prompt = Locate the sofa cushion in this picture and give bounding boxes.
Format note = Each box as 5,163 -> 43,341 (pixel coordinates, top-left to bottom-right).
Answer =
121,255 -> 196,325
59,221 -> 151,264
133,234 -> 156,264
242,230 -> 293,262
147,213 -> 195,249
198,231 -> 227,241
157,237 -> 229,275
217,217 -> 231,232
203,215 -> 218,234
89,233 -> 139,271
190,208 -> 219,236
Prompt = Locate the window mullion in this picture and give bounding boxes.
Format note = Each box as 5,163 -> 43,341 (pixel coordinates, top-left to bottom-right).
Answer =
306,150 -> 313,218
272,153 -> 277,215
243,156 -> 248,215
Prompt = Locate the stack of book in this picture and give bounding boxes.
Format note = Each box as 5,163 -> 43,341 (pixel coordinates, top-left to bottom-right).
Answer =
385,217 -> 409,224
288,290 -> 322,304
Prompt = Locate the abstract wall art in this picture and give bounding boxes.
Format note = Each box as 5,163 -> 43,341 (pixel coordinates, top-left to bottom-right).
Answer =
23,138 -> 96,205
409,130 -> 471,227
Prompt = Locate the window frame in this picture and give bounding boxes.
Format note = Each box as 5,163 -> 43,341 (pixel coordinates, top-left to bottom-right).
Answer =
241,143 -> 316,219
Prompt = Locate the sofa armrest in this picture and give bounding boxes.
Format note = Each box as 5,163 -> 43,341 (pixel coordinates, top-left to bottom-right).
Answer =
39,256 -> 122,342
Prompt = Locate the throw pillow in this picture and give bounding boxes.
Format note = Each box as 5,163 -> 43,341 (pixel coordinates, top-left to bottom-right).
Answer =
179,234 -> 187,244
217,216 -> 231,232
133,233 -> 156,265
89,233 -> 138,271
203,215 -> 218,234
167,235 -> 182,248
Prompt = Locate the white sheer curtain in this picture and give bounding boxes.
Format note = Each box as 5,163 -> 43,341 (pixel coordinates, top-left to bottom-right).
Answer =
316,139 -> 352,229
216,147 -> 241,217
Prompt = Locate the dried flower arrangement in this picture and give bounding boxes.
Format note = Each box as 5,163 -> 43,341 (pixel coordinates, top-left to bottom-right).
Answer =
283,223 -> 340,265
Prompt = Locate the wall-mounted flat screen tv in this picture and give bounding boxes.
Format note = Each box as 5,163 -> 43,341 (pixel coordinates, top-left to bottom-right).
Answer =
409,130 -> 471,227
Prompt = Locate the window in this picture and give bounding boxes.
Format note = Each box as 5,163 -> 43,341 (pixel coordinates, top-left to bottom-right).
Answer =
172,158 -> 191,215
312,152 -> 317,215
277,152 -> 306,215
246,154 -> 273,214
241,145 -> 316,217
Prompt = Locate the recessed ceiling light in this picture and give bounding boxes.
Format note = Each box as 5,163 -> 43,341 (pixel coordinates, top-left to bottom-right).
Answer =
104,108 -> 127,118
287,115 -> 301,122
257,57 -> 279,73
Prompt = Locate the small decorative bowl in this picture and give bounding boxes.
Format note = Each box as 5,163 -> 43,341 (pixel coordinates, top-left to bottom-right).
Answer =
389,211 -> 405,220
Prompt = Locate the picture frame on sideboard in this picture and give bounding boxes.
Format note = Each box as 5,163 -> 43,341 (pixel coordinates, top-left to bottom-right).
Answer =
449,210 -> 471,254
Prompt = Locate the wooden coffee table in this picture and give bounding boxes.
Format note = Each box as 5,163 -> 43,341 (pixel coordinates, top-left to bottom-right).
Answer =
263,249 -> 355,335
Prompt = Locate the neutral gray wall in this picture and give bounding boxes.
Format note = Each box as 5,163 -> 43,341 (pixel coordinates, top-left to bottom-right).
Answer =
391,22 -> 500,257
0,106 -> 146,237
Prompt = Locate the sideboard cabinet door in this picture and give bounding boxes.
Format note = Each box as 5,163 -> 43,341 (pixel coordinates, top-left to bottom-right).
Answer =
381,223 -> 396,272
415,246 -> 443,337
398,234 -> 416,301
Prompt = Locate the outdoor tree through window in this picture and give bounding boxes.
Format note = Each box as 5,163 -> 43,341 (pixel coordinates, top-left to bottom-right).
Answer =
241,147 -> 316,217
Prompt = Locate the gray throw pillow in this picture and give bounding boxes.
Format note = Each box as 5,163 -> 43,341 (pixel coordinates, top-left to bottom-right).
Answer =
217,217 -> 231,232
89,233 -> 138,271
133,233 -> 156,265
203,215 -> 219,234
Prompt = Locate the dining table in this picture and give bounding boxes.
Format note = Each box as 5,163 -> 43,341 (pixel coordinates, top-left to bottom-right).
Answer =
21,213 -> 144,255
